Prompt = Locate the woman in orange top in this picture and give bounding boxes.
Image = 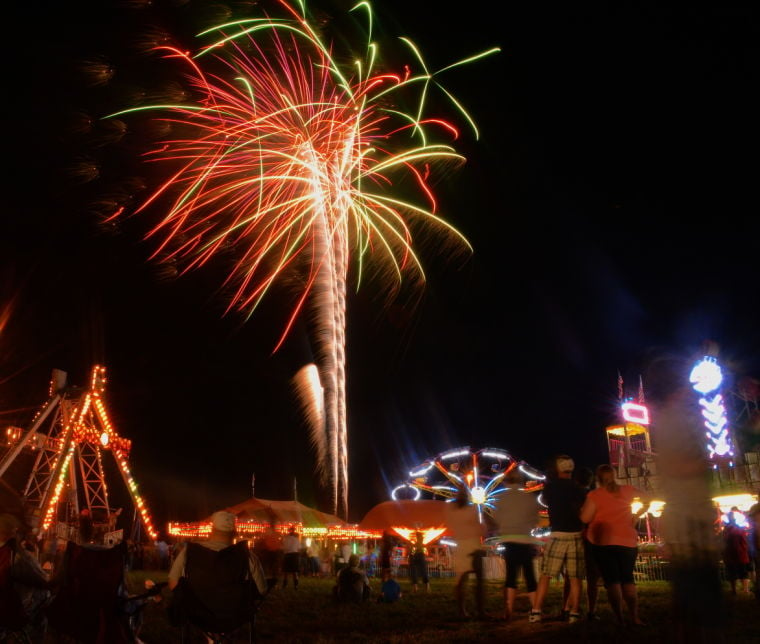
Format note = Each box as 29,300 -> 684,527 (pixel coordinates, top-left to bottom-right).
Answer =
580,464 -> 649,626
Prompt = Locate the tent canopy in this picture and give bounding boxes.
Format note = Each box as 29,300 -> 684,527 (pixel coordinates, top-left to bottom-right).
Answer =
359,500 -> 453,532
221,498 -> 348,529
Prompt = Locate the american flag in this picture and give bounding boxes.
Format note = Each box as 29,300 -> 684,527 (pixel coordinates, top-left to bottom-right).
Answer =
617,370 -> 624,401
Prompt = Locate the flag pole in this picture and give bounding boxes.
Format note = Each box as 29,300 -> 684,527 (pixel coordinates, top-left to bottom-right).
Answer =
618,370 -> 630,482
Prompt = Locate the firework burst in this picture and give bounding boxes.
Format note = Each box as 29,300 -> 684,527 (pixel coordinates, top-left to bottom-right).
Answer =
108,0 -> 498,518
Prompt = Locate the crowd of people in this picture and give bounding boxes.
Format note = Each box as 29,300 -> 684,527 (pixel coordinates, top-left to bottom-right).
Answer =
483,454 -> 652,627
4,359 -> 760,640
485,453 -> 760,638
3,474 -> 760,641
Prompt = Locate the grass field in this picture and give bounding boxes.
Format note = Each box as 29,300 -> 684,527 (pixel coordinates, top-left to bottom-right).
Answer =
126,571 -> 760,643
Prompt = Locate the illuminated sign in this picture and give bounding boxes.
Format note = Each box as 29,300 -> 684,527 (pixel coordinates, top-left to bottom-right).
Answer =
689,356 -> 735,460
621,401 -> 650,425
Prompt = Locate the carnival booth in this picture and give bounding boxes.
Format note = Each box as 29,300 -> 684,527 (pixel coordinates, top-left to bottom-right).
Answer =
168,497 -> 381,575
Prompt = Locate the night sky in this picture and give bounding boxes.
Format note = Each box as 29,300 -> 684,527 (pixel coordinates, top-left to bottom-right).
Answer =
2,1 -> 759,529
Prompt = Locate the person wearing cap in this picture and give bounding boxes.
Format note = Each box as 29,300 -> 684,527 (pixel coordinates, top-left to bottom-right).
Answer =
168,510 -> 266,596
530,455 -> 588,624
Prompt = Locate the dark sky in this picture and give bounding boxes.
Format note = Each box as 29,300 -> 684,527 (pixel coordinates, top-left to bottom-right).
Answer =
2,1 -> 759,528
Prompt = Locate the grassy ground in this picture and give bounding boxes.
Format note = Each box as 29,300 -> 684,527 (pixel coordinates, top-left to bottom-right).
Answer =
127,571 -> 760,643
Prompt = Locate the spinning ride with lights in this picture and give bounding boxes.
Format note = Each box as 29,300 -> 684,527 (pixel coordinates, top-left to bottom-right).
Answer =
0,366 -> 158,542
392,447 -> 546,522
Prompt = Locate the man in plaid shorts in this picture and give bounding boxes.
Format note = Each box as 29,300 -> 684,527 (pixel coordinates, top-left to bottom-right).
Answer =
530,455 -> 588,623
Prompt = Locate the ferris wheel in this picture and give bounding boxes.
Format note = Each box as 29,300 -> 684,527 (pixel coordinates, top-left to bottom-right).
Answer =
391,446 -> 546,522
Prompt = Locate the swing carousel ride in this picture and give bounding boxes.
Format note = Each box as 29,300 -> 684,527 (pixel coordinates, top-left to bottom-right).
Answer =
391,446 -> 546,523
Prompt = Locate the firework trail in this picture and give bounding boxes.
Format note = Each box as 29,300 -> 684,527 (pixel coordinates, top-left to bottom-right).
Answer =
292,363 -> 326,478
108,0 -> 498,518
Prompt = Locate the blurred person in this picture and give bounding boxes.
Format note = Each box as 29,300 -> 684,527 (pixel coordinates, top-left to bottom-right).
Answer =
339,541 -> 352,570
306,546 -> 321,577
748,502 -> 760,601
722,511 -> 750,595
580,464 -> 650,626
298,544 -> 309,577
377,568 -> 402,603
319,543 -> 332,576
645,350 -> 725,642
78,508 -> 94,544
409,531 -> 430,592
490,468 -> 541,621
447,489 -> 488,619
0,513 -> 51,639
531,455 -> 587,624
253,521 -> 282,591
155,536 -> 170,570
380,530 -> 396,574
333,554 -> 370,602
562,465 -> 601,621
281,526 -> 300,589
362,543 -> 378,578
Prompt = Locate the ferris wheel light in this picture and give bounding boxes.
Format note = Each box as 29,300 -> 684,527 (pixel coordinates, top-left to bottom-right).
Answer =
99,432 -> 109,447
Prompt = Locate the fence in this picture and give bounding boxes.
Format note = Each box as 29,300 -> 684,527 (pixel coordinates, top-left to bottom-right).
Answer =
634,553 -> 671,581
367,549 -> 731,583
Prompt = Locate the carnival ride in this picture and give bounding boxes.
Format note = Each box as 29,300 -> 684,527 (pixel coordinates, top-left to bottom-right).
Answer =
392,447 -> 546,523
611,357 -> 760,540
0,366 -> 157,543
